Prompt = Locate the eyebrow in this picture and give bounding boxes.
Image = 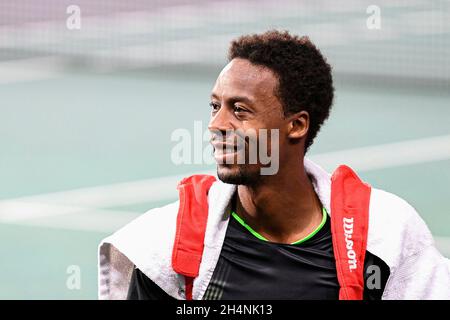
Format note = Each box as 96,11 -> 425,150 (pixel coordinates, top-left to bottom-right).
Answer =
210,93 -> 253,105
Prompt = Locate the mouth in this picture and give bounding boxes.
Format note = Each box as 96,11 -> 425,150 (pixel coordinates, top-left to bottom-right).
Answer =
211,142 -> 243,163
211,142 -> 238,151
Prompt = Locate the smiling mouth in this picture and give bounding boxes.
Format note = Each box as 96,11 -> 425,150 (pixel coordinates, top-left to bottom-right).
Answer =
212,141 -> 248,154
211,142 -> 244,163
212,142 -> 237,150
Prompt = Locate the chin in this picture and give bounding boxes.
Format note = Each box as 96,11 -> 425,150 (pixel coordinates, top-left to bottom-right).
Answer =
216,164 -> 239,183
216,164 -> 260,185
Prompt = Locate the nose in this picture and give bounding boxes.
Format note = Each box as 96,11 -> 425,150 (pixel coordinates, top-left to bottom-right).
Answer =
208,106 -> 234,134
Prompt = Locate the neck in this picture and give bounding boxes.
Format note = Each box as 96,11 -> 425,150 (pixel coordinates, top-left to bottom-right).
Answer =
235,156 -> 323,244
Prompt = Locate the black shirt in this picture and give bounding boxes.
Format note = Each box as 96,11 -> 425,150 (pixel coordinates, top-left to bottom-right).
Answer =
127,211 -> 389,300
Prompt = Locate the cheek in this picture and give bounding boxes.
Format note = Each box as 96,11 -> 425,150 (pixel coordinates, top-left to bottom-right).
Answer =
239,117 -> 286,147
267,123 -> 289,158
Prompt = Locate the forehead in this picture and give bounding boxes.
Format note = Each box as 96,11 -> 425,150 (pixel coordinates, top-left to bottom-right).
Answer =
212,58 -> 278,100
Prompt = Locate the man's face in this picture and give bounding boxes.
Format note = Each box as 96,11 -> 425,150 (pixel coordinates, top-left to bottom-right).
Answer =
208,58 -> 287,185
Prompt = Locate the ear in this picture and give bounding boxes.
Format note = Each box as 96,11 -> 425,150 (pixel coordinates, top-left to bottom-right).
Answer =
287,111 -> 309,140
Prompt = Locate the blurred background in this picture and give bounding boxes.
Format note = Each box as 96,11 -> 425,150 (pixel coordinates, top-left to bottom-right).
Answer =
0,0 -> 449,299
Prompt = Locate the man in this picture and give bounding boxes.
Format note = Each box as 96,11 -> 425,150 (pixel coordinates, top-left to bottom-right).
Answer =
98,30 -> 450,300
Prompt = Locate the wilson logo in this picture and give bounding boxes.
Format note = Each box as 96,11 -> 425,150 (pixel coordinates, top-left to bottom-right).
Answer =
343,217 -> 357,272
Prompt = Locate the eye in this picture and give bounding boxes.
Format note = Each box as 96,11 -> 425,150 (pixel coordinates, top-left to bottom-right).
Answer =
209,102 -> 220,113
233,105 -> 247,113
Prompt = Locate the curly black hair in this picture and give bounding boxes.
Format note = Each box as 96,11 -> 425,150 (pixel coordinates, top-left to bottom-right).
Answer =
228,30 -> 334,153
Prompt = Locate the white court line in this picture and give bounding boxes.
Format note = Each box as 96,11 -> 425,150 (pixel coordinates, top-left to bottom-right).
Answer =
1,134 -> 450,217
311,134 -> 450,173
0,170 -> 212,218
0,57 -> 66,84
0,200 -> 138,222
0,207 -> 140,233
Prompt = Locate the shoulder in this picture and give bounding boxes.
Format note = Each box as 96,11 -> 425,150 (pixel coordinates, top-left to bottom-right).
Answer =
101,178 -> 233,262
99,200 -> 184,299
101,200 -> 180,267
